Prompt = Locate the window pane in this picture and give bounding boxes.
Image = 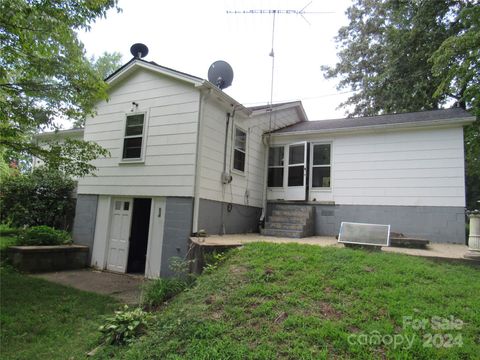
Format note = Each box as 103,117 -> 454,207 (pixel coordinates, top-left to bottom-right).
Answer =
233,149 -> 245,172
235,128 -> 246,151
313,144 -> 330,165
268,168 -> 284,187
123,202 -> 130,211
123,137 -> 142,159
115,201 -> 122,210
125,114 -> 144,136
288,165 -> 304,186
312,167 -> 331,188
289,144 -> 304,165
268,147 -> 284,166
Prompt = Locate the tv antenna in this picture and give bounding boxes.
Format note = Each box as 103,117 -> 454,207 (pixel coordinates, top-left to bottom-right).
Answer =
226,2 -> 332,127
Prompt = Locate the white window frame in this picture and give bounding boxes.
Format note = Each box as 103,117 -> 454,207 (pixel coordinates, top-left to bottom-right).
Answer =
232,125 -> 247,174
120,111 -> 148,163
309,142 -> 332,190
267,145 -> 285,188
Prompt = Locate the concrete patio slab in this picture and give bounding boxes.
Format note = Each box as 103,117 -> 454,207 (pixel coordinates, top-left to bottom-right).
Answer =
192,234 -> 474,261
32,269 -> 145,305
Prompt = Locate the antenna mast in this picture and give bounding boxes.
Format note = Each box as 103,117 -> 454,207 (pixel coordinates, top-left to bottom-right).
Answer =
227,1 -> 332,126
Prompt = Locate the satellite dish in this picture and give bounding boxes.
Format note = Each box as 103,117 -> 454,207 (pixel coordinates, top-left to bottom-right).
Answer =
130,43 -> 149,59
208,60 -> 234,90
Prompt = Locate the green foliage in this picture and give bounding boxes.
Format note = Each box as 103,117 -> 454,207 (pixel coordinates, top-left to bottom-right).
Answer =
142,278 -> 188,310
17,225 -> 71,246
0,224 -> 20,237
99,305 -> 150,345
0,167 -> 75,229
0,0 -> 119,176
203,250 -> 228,274
95,243 -> 480,359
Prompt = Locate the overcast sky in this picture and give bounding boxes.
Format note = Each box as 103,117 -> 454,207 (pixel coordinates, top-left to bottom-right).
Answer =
78,0 -> 353,121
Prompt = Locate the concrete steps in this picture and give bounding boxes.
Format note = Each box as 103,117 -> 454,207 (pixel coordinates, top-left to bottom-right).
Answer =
261,204 -> 315,238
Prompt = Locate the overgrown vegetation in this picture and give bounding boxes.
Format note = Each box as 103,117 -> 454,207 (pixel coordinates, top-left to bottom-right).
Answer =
0,167 -> 75,230
94,243 -> 480,359
17,225 -> 72,246
142,257 -> 195,310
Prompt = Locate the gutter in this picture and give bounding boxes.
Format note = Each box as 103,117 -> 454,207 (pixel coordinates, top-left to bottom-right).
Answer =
270,117 -> 476,138
192,89 -> 211,234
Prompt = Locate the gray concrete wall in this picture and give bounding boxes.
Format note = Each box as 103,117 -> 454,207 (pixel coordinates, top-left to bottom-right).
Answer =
306,204 -> 465,244
198,198 -> 262,235
267,202 -> 466,244
72,194 -> 98,261
160,197 -> 194,277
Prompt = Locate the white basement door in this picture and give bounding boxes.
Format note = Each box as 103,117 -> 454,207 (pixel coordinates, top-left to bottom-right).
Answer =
106,199 -> 133,273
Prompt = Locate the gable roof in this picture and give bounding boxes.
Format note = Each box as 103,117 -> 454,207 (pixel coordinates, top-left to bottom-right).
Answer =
272,108 -> 475,135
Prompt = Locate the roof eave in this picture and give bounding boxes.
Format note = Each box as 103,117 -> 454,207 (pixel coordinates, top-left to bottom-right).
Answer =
196,81 -> 252,116
271,116 -> 476,137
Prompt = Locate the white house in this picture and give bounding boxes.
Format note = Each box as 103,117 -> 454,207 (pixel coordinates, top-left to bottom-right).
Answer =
50,56 -> 473,278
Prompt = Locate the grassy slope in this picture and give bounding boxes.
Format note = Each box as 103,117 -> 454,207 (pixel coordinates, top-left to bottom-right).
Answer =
0,237 -> 119,360
98,243 -> 480,360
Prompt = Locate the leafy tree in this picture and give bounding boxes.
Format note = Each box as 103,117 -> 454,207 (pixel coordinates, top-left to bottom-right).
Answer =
0,167 -> 75,230
324,0 -> 480,209
0,0 -> 119,176
91,51 -> 123,79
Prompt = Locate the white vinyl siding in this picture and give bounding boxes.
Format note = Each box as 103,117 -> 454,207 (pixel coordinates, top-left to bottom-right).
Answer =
198,102 -> 302,208
270,126 -> 466,207
78,68 -> 200,197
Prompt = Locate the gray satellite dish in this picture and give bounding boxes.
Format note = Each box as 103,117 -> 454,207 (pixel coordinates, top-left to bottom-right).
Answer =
208,60 -> 233,89
130,43 -> 149,59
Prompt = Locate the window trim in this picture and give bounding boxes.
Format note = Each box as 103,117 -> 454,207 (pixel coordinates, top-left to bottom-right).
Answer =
231,125 -> 247,174
267,145 -> 285,188
309,142 -> 332,190
120,111 -> 148,163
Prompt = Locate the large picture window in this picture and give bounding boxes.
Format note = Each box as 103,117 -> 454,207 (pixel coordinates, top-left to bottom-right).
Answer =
233,127 -> 246,172
123,114 -> 145,159
312,144 -> 331,188
268,146 -> 284,187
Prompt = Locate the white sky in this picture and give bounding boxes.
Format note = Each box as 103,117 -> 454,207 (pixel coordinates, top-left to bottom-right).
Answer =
78,0 -> 353,121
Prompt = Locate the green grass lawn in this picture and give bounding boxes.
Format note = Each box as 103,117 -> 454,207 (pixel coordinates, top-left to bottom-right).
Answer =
0,236 -> 119,360
95,243 -> 480,360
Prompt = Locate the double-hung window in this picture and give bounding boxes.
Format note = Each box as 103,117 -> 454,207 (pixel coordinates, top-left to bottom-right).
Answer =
233,127 -> 246,172
311,144 -> 331,188
268,146 -> 284,187
122,114 -> 145,160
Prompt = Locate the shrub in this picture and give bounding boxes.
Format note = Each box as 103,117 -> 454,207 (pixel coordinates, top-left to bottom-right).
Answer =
0,167 -> 75,230
18,226 -> 72,246
99,305 -> 149,345
0,224 -> 20,237
142,278 -> 188,310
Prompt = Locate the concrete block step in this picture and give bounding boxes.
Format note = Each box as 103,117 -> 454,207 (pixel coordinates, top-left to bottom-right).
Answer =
272,209 -> 310,218
268,215 -> 308,224
261,228 -> 305,238
265,222 -> 305,231
273,204 -> 314,212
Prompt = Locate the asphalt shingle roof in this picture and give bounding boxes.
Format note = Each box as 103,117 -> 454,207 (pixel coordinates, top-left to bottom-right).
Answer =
273,108 -> 473,134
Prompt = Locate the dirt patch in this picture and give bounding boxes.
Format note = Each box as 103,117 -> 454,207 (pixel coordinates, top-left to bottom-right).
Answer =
318,301 -> 343,320
274,312 -> 288,324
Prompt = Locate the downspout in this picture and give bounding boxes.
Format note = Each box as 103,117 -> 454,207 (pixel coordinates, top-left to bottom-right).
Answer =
260,133 -> 270,226
192,89 -> 211,234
